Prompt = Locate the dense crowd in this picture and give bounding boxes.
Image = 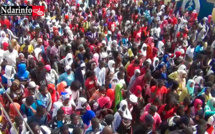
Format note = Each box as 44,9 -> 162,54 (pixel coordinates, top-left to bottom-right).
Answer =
0,0 -> 215,134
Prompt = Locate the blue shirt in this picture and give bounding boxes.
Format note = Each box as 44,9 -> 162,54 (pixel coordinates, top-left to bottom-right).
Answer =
58,72 -> 75,86
21,100 -> 42,117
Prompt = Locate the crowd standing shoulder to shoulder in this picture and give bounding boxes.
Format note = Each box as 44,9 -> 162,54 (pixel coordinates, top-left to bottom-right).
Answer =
0,0 -> 215,134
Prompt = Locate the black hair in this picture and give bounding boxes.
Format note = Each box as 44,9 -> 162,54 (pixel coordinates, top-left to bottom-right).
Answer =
71,81 -> 81,91
196,110 -> 204,119
104,114 -> 114,126
36,105 -> 46,113
26,96 -> 34,104
197,125 -> 206,134
73,127 -> 82,134
14,116 -> 23,123
57,108 -> 65,115
29,122 -> 39,129
171,80 -> 179,90
37,61 -> 44,67
149,105 -> 157,113
70,113 -> 78,120
176,105 -> 184,115
89,70 -> 95,77
134,59 -> 140,65
60,124 -> 69,131
39,85 -> 47,92
98,86 -> 106,92
117,72 -> 124,78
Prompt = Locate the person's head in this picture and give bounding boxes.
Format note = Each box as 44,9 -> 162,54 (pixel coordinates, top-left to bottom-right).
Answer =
91,117 -> 100,131
37,61 -> 44,72
133,59 -> 140,67
98,86 -> 106,95
89,70 -> 96,80
99,60 -> 105,68
36,105 -> 46,118
176,105 -> 185,116
144,72 -> 152,83
197,125 -> 206,134
14,116 -> 23,128
144,114 -> 154,130
70,113 -> 79,125
104,114 -> 114,126
205,87 -> 211,96
29,122 -> 41,134
26,96 -> 34,106
57,108 -> 65,121
101,126 -> 113,134
70,81 -> 81,91
152,98 -> 161,107
73,127 -> 83,134
134,69 -> 140,77
183,96 -> 191,106
148,105 -> 157,116
39,86 -> 48,96
60,124 -> 70,134
171,80 -> 179,91
65,65 -> 71,74
8,45 -> 13,53
195,110 -> 204,121
11,79 -> 20,90
157,79 -> 163,88
166,97 -> 175,109
117,72 -> 124,80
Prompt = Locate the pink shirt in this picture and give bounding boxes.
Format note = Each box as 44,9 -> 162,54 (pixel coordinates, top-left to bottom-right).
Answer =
140,112 -> 162,131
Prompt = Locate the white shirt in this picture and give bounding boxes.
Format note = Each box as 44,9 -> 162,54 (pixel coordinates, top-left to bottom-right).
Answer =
46,69 -> 59,84
3,50 -> 18,67
94,67 -> 106,86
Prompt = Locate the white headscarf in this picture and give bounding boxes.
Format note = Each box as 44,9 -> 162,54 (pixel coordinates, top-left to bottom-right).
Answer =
153,57 -> 159,71
64,53 -> 73,66
157,41 -> 164,56
178,64 -> 187,71
194,76 -> 203,85
76,97 -> 87,110
34,47 -> 42,61
141,43 -> 147,56
108,60 -> 115,73
118,100 -> 132,120
3,65 -> 16,86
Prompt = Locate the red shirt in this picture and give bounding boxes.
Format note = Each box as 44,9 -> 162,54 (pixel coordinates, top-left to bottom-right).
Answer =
0,19 -> 11,29
127,64 -> 140,82
158,104 -> 176,120
150,86 -> 167,103
85,78 -> 97,90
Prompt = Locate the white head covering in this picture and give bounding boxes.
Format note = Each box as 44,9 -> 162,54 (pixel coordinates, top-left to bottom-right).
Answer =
129,94 -> 138,103
141,43 -> 147,56
108,60 -> 115,73
158,41 -> 164,56
64,53 -> 73,66
3,65 -> 16,87
65,65 -> 71,71
101,52 -> 108,59
118,100 -> 132,120
194,76 -> 203,85
34,48 -> 42,60
207,70 -> 214,76
76,97 -> 87,110
207,115 -> 215,126
153,57 -> 159,71
146,59 -> 152,65
178,64 -> 187,71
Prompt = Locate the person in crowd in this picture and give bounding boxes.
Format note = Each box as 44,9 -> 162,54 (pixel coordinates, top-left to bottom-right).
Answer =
49,108 -> 67,129
58,65 -> 75,86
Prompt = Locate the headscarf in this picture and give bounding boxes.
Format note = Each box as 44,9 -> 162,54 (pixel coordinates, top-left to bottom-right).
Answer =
206,98 -> 215,112
114,84 -> 123,112
48,83 -> 57,103
34,48 -> 42,61
3,65 -> 16,86
76,97 -> 87,110
82,110 -> 96,126
133,85 -> 142,97
92,53 -> 99,65
157,41 -> 164,56
194,76 -> 203,85
186,79 -> 195,96
141,43 -> 147,56
163,55 -> 169,63
178,64 -> 187,71
153,57 -> 159,71
17,63 -> 29,79
9,103 -> 20,121
194,99 -> 203,113
106,88 -> 115,101
97,96 -> 112,109
61,92 -> 71,101
57,81 -> 67,95
118,100 -> 132,120
108,60 -> 115,73
64,53 -> 73,66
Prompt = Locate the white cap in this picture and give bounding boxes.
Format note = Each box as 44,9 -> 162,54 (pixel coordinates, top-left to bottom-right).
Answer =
27,81 -> 37,88
101,52 -> 108,58
102,40 -> 106,45
208,115 -> 215,125
129,94 -> 138,103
